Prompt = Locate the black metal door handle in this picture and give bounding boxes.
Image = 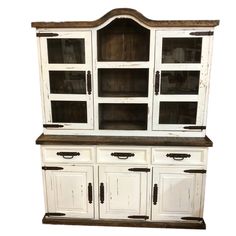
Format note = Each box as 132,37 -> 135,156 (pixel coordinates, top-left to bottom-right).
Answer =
56,152 -> 80,159
155,71 -> 160,95
88,183 -> 92,204
166,153 -> 191,161
111,152 -> 135,160
153,184 -> 158,205
100,183 -> 104,204
87,71 -> 92,94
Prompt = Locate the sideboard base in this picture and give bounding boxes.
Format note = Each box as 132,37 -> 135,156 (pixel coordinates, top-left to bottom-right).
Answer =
42,215 -> 206,229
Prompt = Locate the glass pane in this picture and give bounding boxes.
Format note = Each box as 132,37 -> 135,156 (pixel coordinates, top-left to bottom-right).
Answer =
159,102 -> 197,124
161,71 -> 200,94
97,19 -> 150,61
51,101 -> 87,123
47,38 -> 85,64
99,104 -> 148,130
49,71 -> 86,94
162,38 -> 202,63
98,69 -> 148,97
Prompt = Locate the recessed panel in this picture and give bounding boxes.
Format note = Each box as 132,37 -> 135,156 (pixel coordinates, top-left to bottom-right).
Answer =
51,101 -> 87,123
159,102 -> 197,124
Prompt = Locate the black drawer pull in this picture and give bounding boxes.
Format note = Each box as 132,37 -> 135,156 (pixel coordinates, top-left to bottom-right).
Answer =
111,152 -> 135,160
56,152 -> 80,159
88,183 -> 92,204
153,184 -> 158,205
100,183 -> 104,204
166,153 -> 191,161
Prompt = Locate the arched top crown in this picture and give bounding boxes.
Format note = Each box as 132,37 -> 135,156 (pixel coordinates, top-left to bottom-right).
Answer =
31,8 -> 219,29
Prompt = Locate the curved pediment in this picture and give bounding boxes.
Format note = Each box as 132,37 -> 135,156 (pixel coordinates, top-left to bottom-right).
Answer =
31,8 -> 219,28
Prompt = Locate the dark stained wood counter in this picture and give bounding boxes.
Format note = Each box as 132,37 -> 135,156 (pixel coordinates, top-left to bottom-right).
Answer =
32,8 -> 219,29
36,134 -> 213,147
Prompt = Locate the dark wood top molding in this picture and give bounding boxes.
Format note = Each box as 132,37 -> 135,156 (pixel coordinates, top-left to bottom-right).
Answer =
36,134 -> 213,147
31,8 -> 220,28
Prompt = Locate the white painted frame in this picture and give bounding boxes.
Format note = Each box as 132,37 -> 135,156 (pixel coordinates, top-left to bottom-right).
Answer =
153,29 -> 212,131
39,31 -> 94,130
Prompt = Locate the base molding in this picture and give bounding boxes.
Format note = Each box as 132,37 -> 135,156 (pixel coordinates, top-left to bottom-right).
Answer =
42,215 -> 206,229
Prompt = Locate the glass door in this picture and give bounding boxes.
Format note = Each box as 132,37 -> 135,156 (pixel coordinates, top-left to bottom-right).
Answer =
39,32 -> 93,129
153,30 -> 211,131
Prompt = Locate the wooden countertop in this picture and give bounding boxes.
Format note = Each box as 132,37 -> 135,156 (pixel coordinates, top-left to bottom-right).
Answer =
36,134 -> 213,147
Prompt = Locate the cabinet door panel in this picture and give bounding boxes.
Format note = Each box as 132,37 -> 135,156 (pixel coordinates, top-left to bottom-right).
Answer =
152,167 -> 204,221
39,31 -> 93,130
99,166 -> 148,219
153,30 -> 211,131
45,166 -> 94,218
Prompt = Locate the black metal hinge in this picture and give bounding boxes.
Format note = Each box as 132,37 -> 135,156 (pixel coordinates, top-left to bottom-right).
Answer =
184,169 -> 207,174
42,166 -> 64,171
43,124 -> 64,128
183,126 -> 206,130
190,31 -> 214,36
36,33 -> 59,37
45,212 -> 66,217
128,168 -> 150,172
181,217 -> 204,222
128,215 -> 149,220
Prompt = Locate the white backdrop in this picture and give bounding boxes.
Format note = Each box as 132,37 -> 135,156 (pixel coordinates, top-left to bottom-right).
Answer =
0,0 -> 235,235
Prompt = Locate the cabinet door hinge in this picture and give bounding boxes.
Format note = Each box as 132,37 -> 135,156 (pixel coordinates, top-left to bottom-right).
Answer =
181,217 -> 204,222
184,169 -> 206,174
128,215 -> 149,220
43,124 -> 64,128
36,33 -> 59,37
45,212 -> 66,217
190,31 -> 214,36
183,126 -> 206,130
128,168 -> 150,172
42,166 -> 64,171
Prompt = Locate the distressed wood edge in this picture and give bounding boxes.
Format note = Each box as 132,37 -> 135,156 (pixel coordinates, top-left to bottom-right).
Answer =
42,215 -> 206,229
35,133 -> 213,147
31,8 -> 220,28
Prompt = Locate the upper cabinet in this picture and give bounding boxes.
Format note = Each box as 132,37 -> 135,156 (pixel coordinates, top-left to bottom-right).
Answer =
32,8 -> 219,136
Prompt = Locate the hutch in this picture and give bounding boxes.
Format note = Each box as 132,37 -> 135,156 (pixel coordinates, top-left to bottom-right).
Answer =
32,8 -> 219,229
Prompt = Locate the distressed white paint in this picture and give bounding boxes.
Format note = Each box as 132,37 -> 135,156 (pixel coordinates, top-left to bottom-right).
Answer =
97,146 -> 151,164
42,145 -> 95,164
45,165 -> 94,218
99,166 -> 149,219
152,166 -> 204,221
152,147 -> 208,166
152,29 -> 212,131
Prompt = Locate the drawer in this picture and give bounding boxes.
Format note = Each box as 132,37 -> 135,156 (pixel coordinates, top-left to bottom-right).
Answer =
97,146 -> 150,164
152,147 -> 207,165
41,146 -> 95,163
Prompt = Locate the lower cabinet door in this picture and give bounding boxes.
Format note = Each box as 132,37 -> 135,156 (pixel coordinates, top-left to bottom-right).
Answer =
152,167 -> 204,221
44,165 -> 94,218
99,166 -> 149,220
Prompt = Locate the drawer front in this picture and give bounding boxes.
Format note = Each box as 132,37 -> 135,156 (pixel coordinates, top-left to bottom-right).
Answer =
42,146 -> 95,163
97,146 -> 150,164
152,147 -> 207,165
